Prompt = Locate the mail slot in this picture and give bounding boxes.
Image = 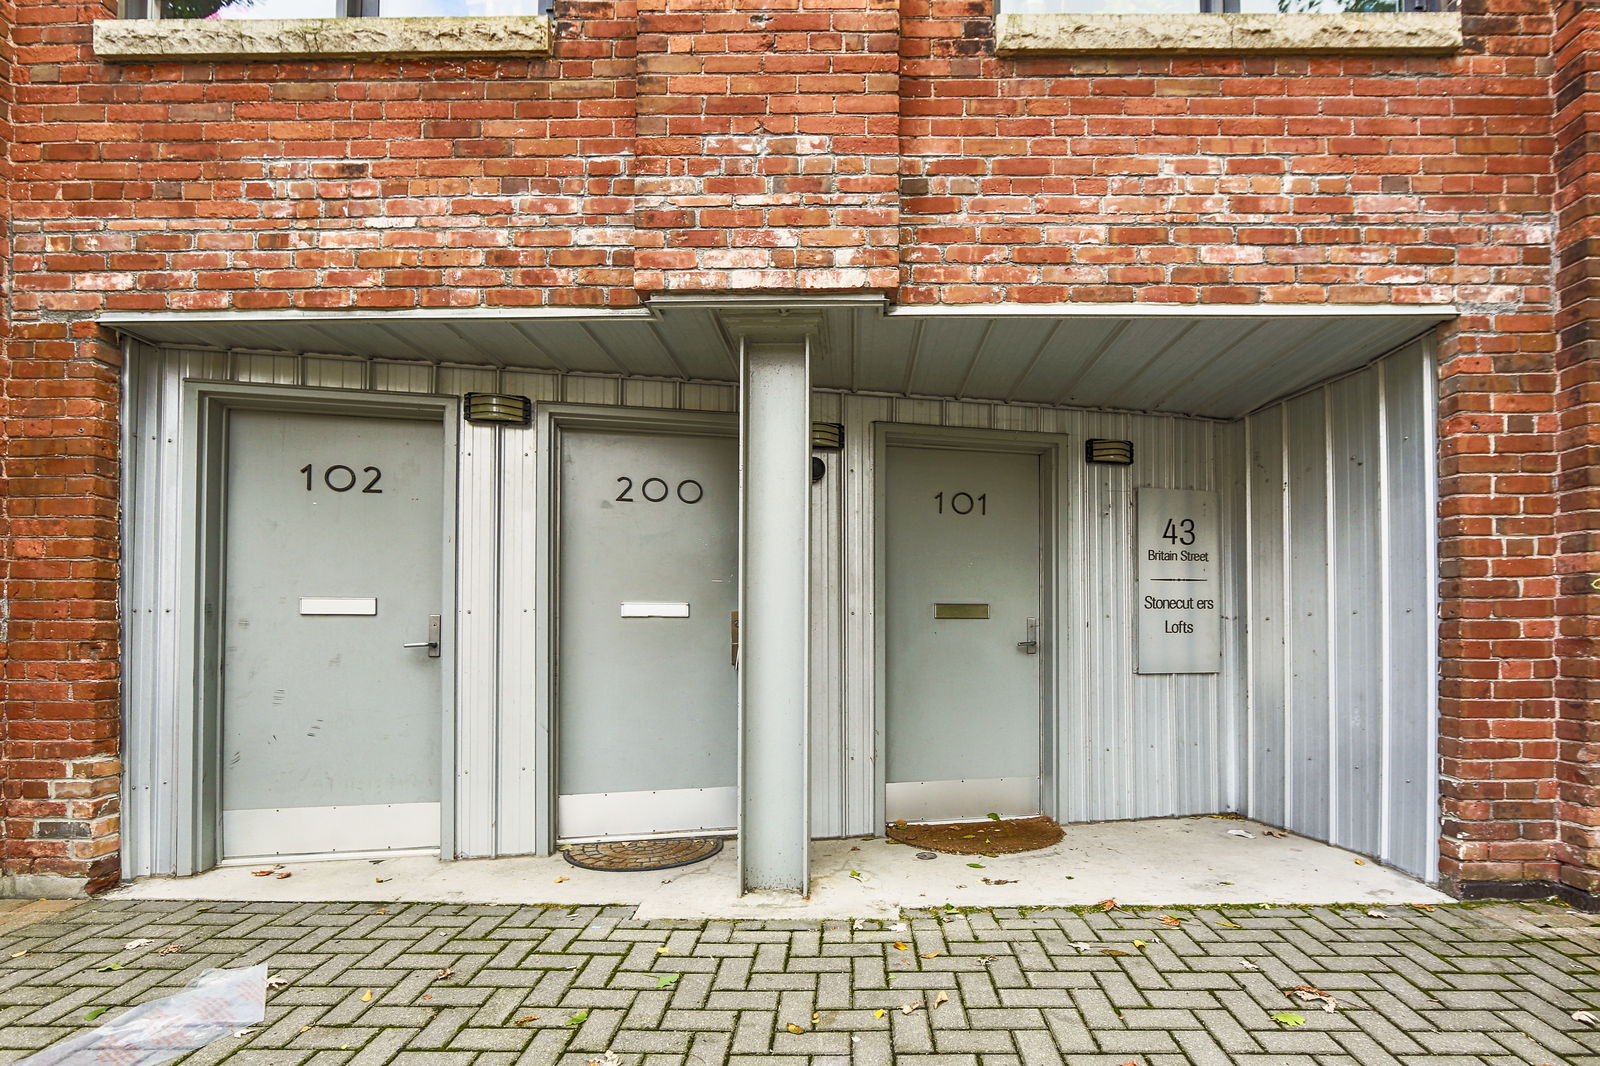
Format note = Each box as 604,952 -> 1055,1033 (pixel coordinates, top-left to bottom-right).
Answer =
934,603 -> 989,620
620,602 -> 691,618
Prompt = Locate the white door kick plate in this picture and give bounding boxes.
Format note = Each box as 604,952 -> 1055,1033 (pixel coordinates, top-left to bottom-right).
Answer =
620,602 -> 690,618
300,597 -> 378,616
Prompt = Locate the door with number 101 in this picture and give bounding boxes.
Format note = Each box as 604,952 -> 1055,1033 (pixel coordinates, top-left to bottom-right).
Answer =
885,445 -> 1043,824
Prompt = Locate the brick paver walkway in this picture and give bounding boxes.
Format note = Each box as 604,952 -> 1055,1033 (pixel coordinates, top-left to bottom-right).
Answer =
1,900 -> 1598,1065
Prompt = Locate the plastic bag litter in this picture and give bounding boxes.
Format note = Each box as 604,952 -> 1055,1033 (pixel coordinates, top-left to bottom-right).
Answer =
13,964 -> 267,1066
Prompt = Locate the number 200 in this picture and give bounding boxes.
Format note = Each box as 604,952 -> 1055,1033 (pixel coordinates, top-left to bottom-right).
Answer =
616,476 -> 704,504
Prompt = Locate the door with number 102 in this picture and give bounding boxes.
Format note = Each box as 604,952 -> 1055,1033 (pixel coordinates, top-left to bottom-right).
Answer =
885,445 -> 1043,824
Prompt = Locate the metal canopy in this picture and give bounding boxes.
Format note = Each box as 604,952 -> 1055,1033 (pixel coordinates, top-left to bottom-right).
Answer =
102,298 -> 1453,420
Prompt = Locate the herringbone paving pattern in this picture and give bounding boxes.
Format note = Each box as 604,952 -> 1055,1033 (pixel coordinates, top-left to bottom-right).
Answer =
0,900 -> 1597,1065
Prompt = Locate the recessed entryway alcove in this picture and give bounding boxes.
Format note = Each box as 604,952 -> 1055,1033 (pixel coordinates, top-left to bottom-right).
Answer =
106,297 -> 1448,889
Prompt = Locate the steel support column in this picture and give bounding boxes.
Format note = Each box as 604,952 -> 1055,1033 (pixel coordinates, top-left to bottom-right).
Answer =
737,337 -> 812,895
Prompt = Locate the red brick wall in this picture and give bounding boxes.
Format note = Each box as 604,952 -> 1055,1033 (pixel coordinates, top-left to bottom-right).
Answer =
1553,0 -> 1600,898
0,0 -> 1583,894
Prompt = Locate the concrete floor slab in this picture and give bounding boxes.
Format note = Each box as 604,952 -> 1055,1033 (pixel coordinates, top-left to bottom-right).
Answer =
108,816 -> 1451,917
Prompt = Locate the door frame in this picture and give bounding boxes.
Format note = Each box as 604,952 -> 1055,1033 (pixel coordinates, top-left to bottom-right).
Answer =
870,423 -> 1067,828
178,381 -> 459,873
534,404 -> 738,852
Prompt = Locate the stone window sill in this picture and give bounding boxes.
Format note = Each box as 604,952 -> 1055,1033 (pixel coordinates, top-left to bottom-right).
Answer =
92,15 -> 552,62
994,11 -> 1462,54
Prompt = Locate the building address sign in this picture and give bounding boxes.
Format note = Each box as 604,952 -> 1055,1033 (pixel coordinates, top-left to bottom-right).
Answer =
1135,487 -> 1221,674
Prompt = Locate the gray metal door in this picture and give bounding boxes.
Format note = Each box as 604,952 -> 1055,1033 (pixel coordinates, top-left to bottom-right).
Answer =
221,409 -> 446,860
557,428 -> 738,838
885,445 -> 1043,822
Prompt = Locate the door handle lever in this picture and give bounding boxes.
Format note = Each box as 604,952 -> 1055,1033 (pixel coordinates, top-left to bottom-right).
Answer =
1017,616 -> 1039,654
404,614 -> 442,658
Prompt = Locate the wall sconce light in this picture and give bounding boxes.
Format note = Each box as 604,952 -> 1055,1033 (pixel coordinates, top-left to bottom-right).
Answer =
1085,438 -> 1134,465
463,393 -> 533,427
811,422 -> 844,450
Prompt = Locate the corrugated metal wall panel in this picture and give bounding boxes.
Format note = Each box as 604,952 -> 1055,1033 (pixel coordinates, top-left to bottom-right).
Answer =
441,366 -> 499,858
1242,339 -> 1437,878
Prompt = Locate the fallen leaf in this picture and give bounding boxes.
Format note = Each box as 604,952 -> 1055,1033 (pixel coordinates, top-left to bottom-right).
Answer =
849,870 -> 862,879
566,1010 -> 589,1029
1068,942 -> 1096,952
1158,915 -> 1183,926
1216,920 -> 1242,929
873,1009 -> 886,1019
1272,1012 -> 1307,1027
437,968 -> 453,979
786,1023 -> 806,1034
1264,830 -> 1288,838
1409,903 -> 1435,912
85,1007 -> 109,1022
919,952 -> 940,959
1574,1010 -> 1598,1027
234,1028 -> 256,1038
360,989 -> 373,1003
299,1026 -> 312,1034
124,939 -> 155,950
554,876 -> 569,884
587,1054 -> 622,1066
1132,940 -> 1149,950
899,1002 -> 921,1015
933,990 -> 949,1008
960,834 -> 976,839
811,1012 -> 820,1023
1101,949 -> 1129,957
514,1014 -> 539,1026
1287,985 -> 1338,1013
1365,910 -> 1389,919
95,963 -> 124,972
275,872 -> 291,879
656,974 -> 680,989
1227,829 -> 1255,839
375,878 -> 391,884
1240,960 -> 1260,970
267,976 -> 289,990
1099,899 -> 1118,911
8,950 -> 26,959
987,812 -> 1000,821
966,863 -> 985,869
1353,859 -> 1366,866
252,870 -> 273,877
656,947 -> 670,955
980,877 -> 1017,885
158,945 -> 181,955
893,942 -> 908,951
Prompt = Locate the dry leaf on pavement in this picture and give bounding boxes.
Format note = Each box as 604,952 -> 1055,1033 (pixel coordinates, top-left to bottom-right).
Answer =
1287,985 -> 1338,1013
899,1002 -> 921,1015
360,989 -> 373,1003
1099,899 -> 1117,911
1158,915 -> 1183,926
514,1014 -> 539,1026
933,991 -> 949,1009
785,1023 -> 806,1034
1574,1010 -> 1598,1027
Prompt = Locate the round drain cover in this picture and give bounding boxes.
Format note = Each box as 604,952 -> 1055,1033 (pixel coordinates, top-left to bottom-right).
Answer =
562,837 -> 724,872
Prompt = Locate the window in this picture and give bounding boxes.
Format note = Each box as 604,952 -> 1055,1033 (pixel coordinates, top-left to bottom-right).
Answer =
134,0 -> 550,16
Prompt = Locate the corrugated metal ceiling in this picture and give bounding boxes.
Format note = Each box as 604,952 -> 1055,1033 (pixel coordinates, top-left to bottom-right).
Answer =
102,299 -> 1452,419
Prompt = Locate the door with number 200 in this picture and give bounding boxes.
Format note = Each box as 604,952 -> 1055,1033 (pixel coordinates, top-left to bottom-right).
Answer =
556,428 -> 739,839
